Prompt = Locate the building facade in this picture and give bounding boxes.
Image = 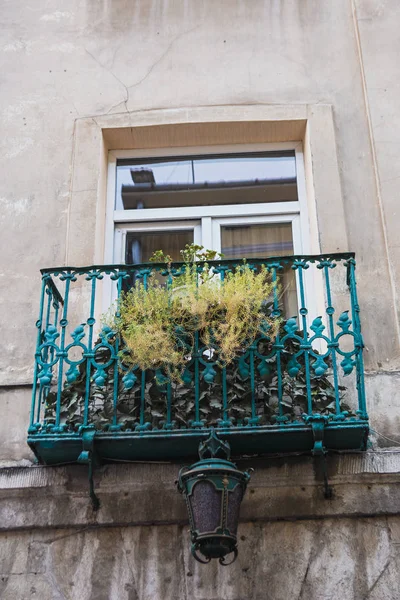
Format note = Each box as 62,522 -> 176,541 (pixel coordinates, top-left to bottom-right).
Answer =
1,1 -> 400,598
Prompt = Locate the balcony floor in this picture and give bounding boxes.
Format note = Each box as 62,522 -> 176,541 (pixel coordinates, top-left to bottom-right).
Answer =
28,421 -> 369,465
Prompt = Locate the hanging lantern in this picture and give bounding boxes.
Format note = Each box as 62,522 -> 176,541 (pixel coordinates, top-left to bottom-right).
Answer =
177,429 -> 252,565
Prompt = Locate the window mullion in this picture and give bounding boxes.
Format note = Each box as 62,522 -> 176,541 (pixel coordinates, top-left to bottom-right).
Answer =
200,217 -> 213,251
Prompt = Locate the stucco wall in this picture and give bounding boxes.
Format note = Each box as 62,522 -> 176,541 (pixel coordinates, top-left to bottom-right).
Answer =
1,0 -> 400,458
1,3 -> 400,598
1,452 -> 400,599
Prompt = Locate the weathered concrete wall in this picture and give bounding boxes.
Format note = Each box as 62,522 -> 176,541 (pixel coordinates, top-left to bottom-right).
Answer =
1,453 -> 400,600
0,517 -> 399,600
1,2 -> 400,598
3,452 -> 400,530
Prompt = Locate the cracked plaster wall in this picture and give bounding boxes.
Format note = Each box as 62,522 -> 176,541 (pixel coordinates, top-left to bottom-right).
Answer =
0,517 -> 400,600
1,3 -> 400,598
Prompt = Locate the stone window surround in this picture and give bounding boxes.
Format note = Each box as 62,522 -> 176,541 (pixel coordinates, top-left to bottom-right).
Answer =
66,104 -> 348,267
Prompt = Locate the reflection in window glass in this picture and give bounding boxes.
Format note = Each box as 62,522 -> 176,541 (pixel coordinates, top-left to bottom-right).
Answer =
125,230 -> 193,264
221,223 -> 297,317
193,155 -> 295,184
116,152 -> 297,210
123,229 -> 194,292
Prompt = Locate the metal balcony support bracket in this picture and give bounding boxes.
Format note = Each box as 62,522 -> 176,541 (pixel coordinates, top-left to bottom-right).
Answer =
305,414 -> 333,499
77,428 -> 100,510
320,454 -> 333,500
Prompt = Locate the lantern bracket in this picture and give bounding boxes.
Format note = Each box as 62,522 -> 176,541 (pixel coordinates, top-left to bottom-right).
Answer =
198,428 -> 231,460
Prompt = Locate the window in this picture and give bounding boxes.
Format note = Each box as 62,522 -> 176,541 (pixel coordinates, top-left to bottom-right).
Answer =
105,143 -> 315,319
115,152 -> 297,211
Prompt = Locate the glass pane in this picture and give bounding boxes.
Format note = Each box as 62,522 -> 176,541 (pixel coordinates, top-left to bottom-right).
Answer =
193,155 -> 295,183
125,230 -> 194,264
221,223 -> 297,317
116,152 -> 297,210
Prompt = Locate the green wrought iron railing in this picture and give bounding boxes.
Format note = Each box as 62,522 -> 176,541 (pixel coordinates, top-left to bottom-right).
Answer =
28,253 -> 368,465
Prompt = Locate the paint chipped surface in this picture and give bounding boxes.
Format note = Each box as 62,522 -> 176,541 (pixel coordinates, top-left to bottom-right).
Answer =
2,39 -> 34,54
39,11 -> 72,22
0,196 -> 32,216
3,138 -> 35,159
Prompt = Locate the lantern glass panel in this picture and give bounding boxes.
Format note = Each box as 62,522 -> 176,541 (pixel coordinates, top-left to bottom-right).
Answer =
191,481 -> 222,533
227,486 -> 244,534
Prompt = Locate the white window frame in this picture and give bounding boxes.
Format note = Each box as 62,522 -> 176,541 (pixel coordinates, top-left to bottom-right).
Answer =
104,142 -> 320,322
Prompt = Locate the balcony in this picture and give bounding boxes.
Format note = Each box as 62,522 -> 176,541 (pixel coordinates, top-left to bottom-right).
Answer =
28,253 -> 368,465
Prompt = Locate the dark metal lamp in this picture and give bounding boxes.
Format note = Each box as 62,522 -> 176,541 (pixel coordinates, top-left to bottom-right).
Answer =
177,429 -> 252,565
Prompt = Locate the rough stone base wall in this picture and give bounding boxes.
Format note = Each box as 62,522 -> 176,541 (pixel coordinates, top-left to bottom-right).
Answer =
1,517 -> 399,600
1,452 -> 400,599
